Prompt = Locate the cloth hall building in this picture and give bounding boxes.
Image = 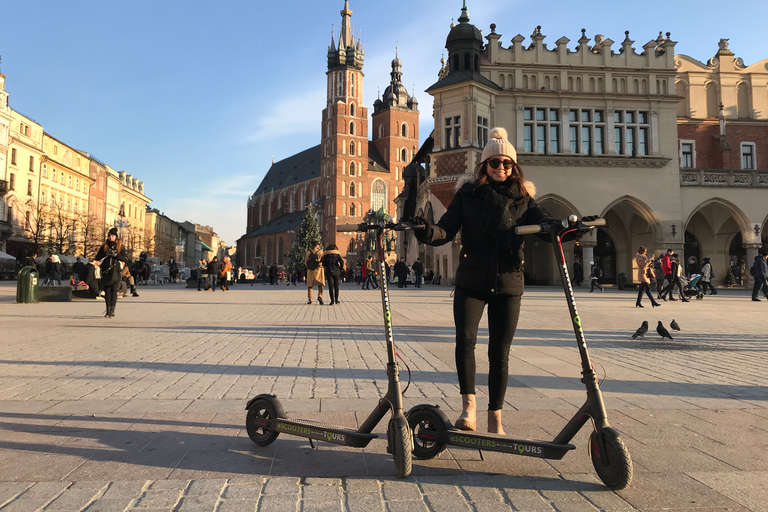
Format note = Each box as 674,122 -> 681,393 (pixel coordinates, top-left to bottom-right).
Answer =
395,4 -> 768,287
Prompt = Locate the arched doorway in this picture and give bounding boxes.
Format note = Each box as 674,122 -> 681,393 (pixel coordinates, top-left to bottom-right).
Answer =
728,233 -> 747,285
527,195 -> 578,285
594,229 -> 616,284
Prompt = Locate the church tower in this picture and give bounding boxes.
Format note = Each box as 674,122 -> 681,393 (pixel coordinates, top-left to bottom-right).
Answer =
372,50 -> 420,188
321,0 -> 367,253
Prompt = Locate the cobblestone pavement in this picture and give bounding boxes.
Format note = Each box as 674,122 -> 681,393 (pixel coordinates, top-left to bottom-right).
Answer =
0,281 -> 766,511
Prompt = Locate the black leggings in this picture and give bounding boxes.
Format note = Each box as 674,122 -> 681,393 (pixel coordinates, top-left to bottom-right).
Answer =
636,283 -> 656,305
103,283 -> 118,313
453,286 -> 521,410
327,275 -> 339,303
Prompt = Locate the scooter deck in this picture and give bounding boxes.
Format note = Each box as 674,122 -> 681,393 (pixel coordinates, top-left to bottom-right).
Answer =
423,430 -> 576,460
273,416 -> 378,448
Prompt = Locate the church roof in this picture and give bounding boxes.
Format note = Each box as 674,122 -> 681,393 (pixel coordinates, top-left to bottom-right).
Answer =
426,70 -> 502,92
240,209 -> 307,239
253,145 -> 321,196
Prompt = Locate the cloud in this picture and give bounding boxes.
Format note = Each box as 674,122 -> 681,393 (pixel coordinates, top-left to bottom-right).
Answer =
243,86 -> 326,143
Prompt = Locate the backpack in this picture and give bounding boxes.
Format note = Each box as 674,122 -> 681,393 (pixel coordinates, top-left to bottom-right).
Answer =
593,267 -> 602,279
306,252 -> 320,270
653,257 -> 662,271
751,264 -> 757,277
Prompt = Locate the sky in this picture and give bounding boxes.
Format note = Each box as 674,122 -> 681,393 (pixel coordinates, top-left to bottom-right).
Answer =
2,0 -> 767,247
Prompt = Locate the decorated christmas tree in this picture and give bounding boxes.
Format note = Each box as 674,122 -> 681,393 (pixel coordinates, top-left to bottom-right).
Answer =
288,207 -> 322,276
724,265 -> 735,287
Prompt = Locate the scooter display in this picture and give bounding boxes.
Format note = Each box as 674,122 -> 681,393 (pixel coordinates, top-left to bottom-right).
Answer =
244,217 -> 415,477
405,215 -> 633,490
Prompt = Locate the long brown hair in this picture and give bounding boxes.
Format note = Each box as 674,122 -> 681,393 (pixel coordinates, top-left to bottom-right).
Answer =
101,238 -> 123,254
474,158 -> 530,198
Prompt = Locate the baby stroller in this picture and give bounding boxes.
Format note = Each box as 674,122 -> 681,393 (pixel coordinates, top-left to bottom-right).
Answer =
684,274 -> 705,300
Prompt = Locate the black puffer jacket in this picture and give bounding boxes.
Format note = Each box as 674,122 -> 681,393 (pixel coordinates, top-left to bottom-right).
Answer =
415,178 -> 550,296
322,250 -> 344,278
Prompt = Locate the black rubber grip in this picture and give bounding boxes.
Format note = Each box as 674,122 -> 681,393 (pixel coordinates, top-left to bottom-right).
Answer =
582,219 -> 607,227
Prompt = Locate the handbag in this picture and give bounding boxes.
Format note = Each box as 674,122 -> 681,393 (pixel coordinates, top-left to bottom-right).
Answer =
646,267 -> 654,280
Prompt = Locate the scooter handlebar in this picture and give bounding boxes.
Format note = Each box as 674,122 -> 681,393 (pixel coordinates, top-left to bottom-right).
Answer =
514,217 -> 606,235
337,223 -> 365,232
336,222 -> 426,233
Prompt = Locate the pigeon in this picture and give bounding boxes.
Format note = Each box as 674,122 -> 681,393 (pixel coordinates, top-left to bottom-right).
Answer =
657,321 -> 674,340
670,319 -> 681,331
632,321 -> 649,339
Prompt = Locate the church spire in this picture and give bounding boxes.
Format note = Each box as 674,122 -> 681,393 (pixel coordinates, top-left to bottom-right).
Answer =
340,0 -> 353,49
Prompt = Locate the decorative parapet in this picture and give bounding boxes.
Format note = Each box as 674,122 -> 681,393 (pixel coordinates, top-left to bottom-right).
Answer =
680,169 -> 768,187
486,27 -> 677,71
518,155 -> 671,168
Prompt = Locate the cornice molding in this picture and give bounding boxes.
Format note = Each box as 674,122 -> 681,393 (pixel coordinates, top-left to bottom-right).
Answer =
518,154 -> 671,168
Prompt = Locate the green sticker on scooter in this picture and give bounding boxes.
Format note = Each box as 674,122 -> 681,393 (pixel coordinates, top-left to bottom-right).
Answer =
518,444 -> 525,454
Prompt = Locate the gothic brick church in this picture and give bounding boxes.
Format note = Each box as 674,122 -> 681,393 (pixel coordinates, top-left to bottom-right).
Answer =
237,0 -> 419,271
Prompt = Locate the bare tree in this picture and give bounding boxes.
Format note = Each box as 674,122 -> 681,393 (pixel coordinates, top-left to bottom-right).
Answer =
48,199 -> 75,255
76,211 -> 105,258
23,198 -> 52,254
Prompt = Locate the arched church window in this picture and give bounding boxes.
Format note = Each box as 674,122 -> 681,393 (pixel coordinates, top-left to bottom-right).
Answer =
349,161 -> 355,176
342,181 -> 346,196
378,125 -> 384,139
350,121 -> 355,135
350,103 -> 355,116
464,53 -> 470,71
350,203 -> 356,217
402,124 -> 409,137
349,182 -> 356,198
452,53 -> 459,72
401,148 -> 408,162
350,141 -> 355,156
371,179 -> 387,212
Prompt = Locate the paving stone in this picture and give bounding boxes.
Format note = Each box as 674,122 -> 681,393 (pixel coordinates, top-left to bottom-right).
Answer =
1,500 -> 54,512
216,500 -> 258,512
261,478 -> 299,495
43,489 -> 102,510
84,499 -> 136,512
380,481 -> 422,501
185,479 -> 227,496
100,482 -> 149,500
0,483 -> 34,506
342,479 -> 380,494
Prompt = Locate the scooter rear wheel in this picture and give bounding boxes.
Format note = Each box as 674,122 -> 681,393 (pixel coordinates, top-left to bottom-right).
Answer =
246,397 -> 280,446
408,409 -> 447,460
391,421 -> 413,478
589,431 -> 633,490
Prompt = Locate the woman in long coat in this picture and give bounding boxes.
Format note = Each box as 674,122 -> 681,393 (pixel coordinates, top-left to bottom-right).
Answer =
306,242 -> 325,304
634,246 -> 660,308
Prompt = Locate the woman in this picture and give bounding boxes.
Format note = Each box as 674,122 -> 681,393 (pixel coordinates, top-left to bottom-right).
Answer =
219,255 -> 232,291
322,244 -> 344,305
635,246 -> 660,308
413,127 -> 552,435
699,257 -> 717,295
48,255 -> 62,286
662,253 -> 690,302
306,242 -> 325,304
95,227 -> 130,318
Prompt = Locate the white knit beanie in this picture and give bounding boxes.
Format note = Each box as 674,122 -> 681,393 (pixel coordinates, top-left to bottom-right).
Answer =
480,127 -> 517,163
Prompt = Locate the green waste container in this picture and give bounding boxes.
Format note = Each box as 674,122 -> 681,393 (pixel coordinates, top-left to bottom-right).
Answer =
617,272 -> 627,290
16,266 -> 39,303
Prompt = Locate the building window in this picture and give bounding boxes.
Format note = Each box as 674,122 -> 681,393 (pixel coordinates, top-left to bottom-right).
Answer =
9,173 -> 14,191
29,156 -> 35,172
68,176 -> 73,187
349,161 -> 355,177
41,190 -> 46,204
350,203 -> 356,217
75,178 -> 79,191
349,182 -> 356,198
10,148 -> 16,165
523,108 -> 560,154
614,110 -> 649,156
25,211 -> 30,230
477,116 -> 489,147
402,123 -> 408,137
741,142 -> 756,170
54,145 -> 58,155
74,202 -> 79,214
27,179 -> 33,196
371,179 -> 387,212
401,148 -> 407,162
445,116 -> 461,149
680,141 -> 695,169
567,109 -> 604,155
351,73 -> 356,97
378,125 -> 384,139
350,103 -> 355,116
60,172 -> 65,184
42,164 -> 47,178
350,121 -> 355,135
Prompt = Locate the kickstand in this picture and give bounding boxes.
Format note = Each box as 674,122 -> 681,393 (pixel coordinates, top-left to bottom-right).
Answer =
478,449 -> 484,461
309,438 -> 316,450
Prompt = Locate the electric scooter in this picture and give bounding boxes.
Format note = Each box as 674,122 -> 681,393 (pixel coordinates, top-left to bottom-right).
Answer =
244,217 -> 415,478
405,215 -> 633,490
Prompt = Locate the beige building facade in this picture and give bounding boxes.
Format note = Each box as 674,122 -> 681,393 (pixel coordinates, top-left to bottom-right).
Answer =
402,6 -> 767,287
0,71 -> 12,251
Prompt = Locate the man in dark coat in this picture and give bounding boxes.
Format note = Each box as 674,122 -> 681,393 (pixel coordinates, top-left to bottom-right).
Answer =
751,251 -> 768,301
412,258 -> 424,288
72,257 -> 86,282
394,257 -> 408,288
207,256 -> 220,291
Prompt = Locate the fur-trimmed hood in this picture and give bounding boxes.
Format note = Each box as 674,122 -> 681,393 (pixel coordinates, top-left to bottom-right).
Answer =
454,174 -> 537,197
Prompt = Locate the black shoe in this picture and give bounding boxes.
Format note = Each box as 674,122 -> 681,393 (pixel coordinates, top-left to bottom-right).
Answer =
652,302 -> 661,307
669,297 -> 677,301
318,297 -> 323,305
752,298 -> 761,302
132,291 -> 139,297
681,298 -> 690,302
335,300 -> 340,304
635,304 -> 644,308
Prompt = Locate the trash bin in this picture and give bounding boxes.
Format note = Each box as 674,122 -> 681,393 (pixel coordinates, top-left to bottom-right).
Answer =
16,266 -> 40,303
617,272 -> 627,290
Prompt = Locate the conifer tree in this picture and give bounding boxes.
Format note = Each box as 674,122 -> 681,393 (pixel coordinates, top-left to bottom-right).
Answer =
288,207 -> 322,274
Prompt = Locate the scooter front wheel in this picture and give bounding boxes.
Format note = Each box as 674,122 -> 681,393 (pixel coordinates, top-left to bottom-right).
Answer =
390,421 -> 413,478
589,431 -> 633,490
246,397 -> 280,446
408,409 -> 447,460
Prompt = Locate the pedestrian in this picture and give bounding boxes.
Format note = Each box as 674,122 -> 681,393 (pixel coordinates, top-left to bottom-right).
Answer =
48,255 -> 62,286
305,242 -> 325,304
81,258 -> 101,298
699,257 -> 717,295
73,257 -> 86,283
635,246 -> 660,308
322,243 -> 344,305
589,261 -> 603,293
121,260 -> 140,297
207,256 -> 220,291
751,250 -> 768,301
197,259 -> 208,290
572,258 -> 583,287
260,262 -> 269,285
412,258 -> 424,288
653,254 -> 665,294
394,257 -> 408,288
412,126 -> 555,435
169,258 -> 179,283
219,255 -> 232,291
661,253 -> 690,302
95,227 -> 130,318
660,248 -> 674,299
364,255 -> 379,290
269,264 -> 277,285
